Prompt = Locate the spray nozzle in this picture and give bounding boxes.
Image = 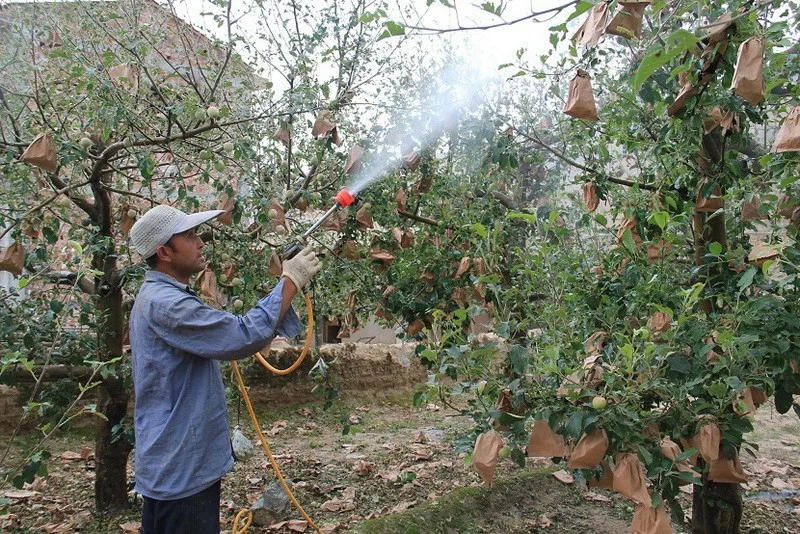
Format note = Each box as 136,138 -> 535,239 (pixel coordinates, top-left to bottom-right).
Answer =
334,189 -> 355,207
282,189 -> 357,260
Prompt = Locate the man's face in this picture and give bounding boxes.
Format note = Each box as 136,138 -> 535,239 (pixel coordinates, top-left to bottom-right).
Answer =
160,228 -> 207,276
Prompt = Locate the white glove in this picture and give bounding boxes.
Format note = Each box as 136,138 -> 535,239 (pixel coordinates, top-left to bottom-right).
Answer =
281,246 -> 322,289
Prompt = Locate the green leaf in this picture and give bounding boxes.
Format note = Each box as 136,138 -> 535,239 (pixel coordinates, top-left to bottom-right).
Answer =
651,210 -> 669,230
737,267 -> 757,293
775,386 -> 793,414
708,242 -> 723,256
379,21 -> 405,40
632,30 -> 698,90
594,213 -> 607,226
566,1 -> 594,23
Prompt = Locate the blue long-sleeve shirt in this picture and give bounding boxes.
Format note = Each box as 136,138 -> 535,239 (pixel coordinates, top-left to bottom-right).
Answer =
129,271 -> 302,500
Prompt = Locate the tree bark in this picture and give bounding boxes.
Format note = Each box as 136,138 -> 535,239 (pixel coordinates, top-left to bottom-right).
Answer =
692,467 -> 743,534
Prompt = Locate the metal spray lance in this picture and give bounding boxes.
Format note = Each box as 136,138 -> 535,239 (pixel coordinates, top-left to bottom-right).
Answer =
282,189 -> 356,260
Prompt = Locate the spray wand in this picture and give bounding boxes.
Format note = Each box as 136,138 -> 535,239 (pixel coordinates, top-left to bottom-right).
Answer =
282,188 -> 356,259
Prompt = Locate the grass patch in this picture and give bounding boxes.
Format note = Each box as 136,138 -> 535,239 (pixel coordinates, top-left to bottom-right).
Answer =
353,468 -> 555,534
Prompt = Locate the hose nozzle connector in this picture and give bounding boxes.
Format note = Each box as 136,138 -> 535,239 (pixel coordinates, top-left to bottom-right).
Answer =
335,189 -> 355,207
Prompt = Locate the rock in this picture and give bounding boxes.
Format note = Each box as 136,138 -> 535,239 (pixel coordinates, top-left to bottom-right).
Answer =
251,481 -> 291,526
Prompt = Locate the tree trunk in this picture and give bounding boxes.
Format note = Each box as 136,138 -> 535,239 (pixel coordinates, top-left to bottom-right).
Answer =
692,468 -> 743,534
93,250 -> 133,514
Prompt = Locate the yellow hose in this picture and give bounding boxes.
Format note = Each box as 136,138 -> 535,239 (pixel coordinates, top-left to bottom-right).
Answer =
231,291 -> 321,534
252,292 -> 313,375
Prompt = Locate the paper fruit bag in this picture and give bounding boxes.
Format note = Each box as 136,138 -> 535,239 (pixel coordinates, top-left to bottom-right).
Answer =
0,241 -> 25,276
563,71 -> 600,121
588,460 -> 614,489
572,2 -> 609,47
567,428 -> 608,469
526,420 -> 568,458
658,438 -> 693,483
20,133 -> 58,172
709,450 -> 748,483
613,453 -> 650,504
583,182 -> 600,212
605,2 -> 649,39
774,105 -> 800,153
632,502 -> 672,534
689,422 -> 720,462
473,430 -> 504,485
731,38 -> 764,105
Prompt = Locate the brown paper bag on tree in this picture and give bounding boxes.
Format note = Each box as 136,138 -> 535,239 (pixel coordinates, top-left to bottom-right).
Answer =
344,145 -> 364,175
567,428 -> 608,469
689,422 -> 720,462
217,194 -> 236,226
774,105 -> 800,153
526,420 -> 568,458
473,431 -> 504,485
741,196 -> 762,221
563,71 -> 600,121
394,188 -> 408,211
198,268 -> 219,304
572,2 -> 609,47
605,2 -> 649,39
355,203 -> 373,229
733,387 -> 758,417
613,453 -> 650,504
647,312 -> 671,334
709,450 -> 748,483
20,133 -> 58,172
632,502 -> 671,534
731,38 -> 764,105
0,241 -> 25,276
268,251 -> 282,277
658,438 -> 694,483
696,180 -> 723,212
616,217 -> 642,245
274,128 -> 290,147
108,64 -> 139,93
588,460 -> 614,489
583,182 -> 600,212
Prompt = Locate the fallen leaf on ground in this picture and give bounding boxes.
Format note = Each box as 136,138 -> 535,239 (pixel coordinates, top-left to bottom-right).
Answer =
552,470 -> 574,484
120,522 -> 141,532
59,451 -> 83,461
772,478 -> 794,490
425,404 -> 441,411
585,491 -> 612,502
390,500 -> 416,513
2,490 -> 39,500
413,432 -> 427,444
353,460 -> 374,475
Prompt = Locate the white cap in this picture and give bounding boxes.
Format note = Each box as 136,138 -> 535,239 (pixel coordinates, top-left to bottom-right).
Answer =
130,204 -> 224,259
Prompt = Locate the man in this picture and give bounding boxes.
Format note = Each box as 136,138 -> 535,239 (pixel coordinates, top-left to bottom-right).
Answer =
128,204 -> 321,533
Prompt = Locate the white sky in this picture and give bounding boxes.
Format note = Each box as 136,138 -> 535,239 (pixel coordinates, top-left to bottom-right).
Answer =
171,0 -> 571,78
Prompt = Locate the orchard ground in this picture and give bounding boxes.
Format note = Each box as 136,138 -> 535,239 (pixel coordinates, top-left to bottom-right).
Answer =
1,358 -> 800,533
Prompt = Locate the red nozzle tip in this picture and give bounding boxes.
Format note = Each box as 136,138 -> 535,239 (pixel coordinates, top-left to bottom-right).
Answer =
335,189 -> 355,207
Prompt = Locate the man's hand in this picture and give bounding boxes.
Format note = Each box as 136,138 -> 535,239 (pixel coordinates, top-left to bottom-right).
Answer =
281,246 -> 322,290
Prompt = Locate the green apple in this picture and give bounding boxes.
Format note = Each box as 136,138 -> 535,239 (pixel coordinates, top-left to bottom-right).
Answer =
232,277 -> 244,288
223,141 -> 235,152
206,105 -> 220,119
267,208 -> 279,220
476,380 -> 487,395
122,137 -> 133,148
126,209 -> 137,219
592,396 -> 607,410
274,225 -> 287,235
79,137 -> 92,149
233,298 -> 244,310
214,160 -> 226,172
200,150 -> 213,160
498,446 -> 511,458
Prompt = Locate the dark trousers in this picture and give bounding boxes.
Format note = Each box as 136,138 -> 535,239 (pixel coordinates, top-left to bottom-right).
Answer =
142,480 -> 221,534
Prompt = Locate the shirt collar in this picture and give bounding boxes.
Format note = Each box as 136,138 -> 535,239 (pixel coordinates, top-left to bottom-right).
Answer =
144,270 -> 197,296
